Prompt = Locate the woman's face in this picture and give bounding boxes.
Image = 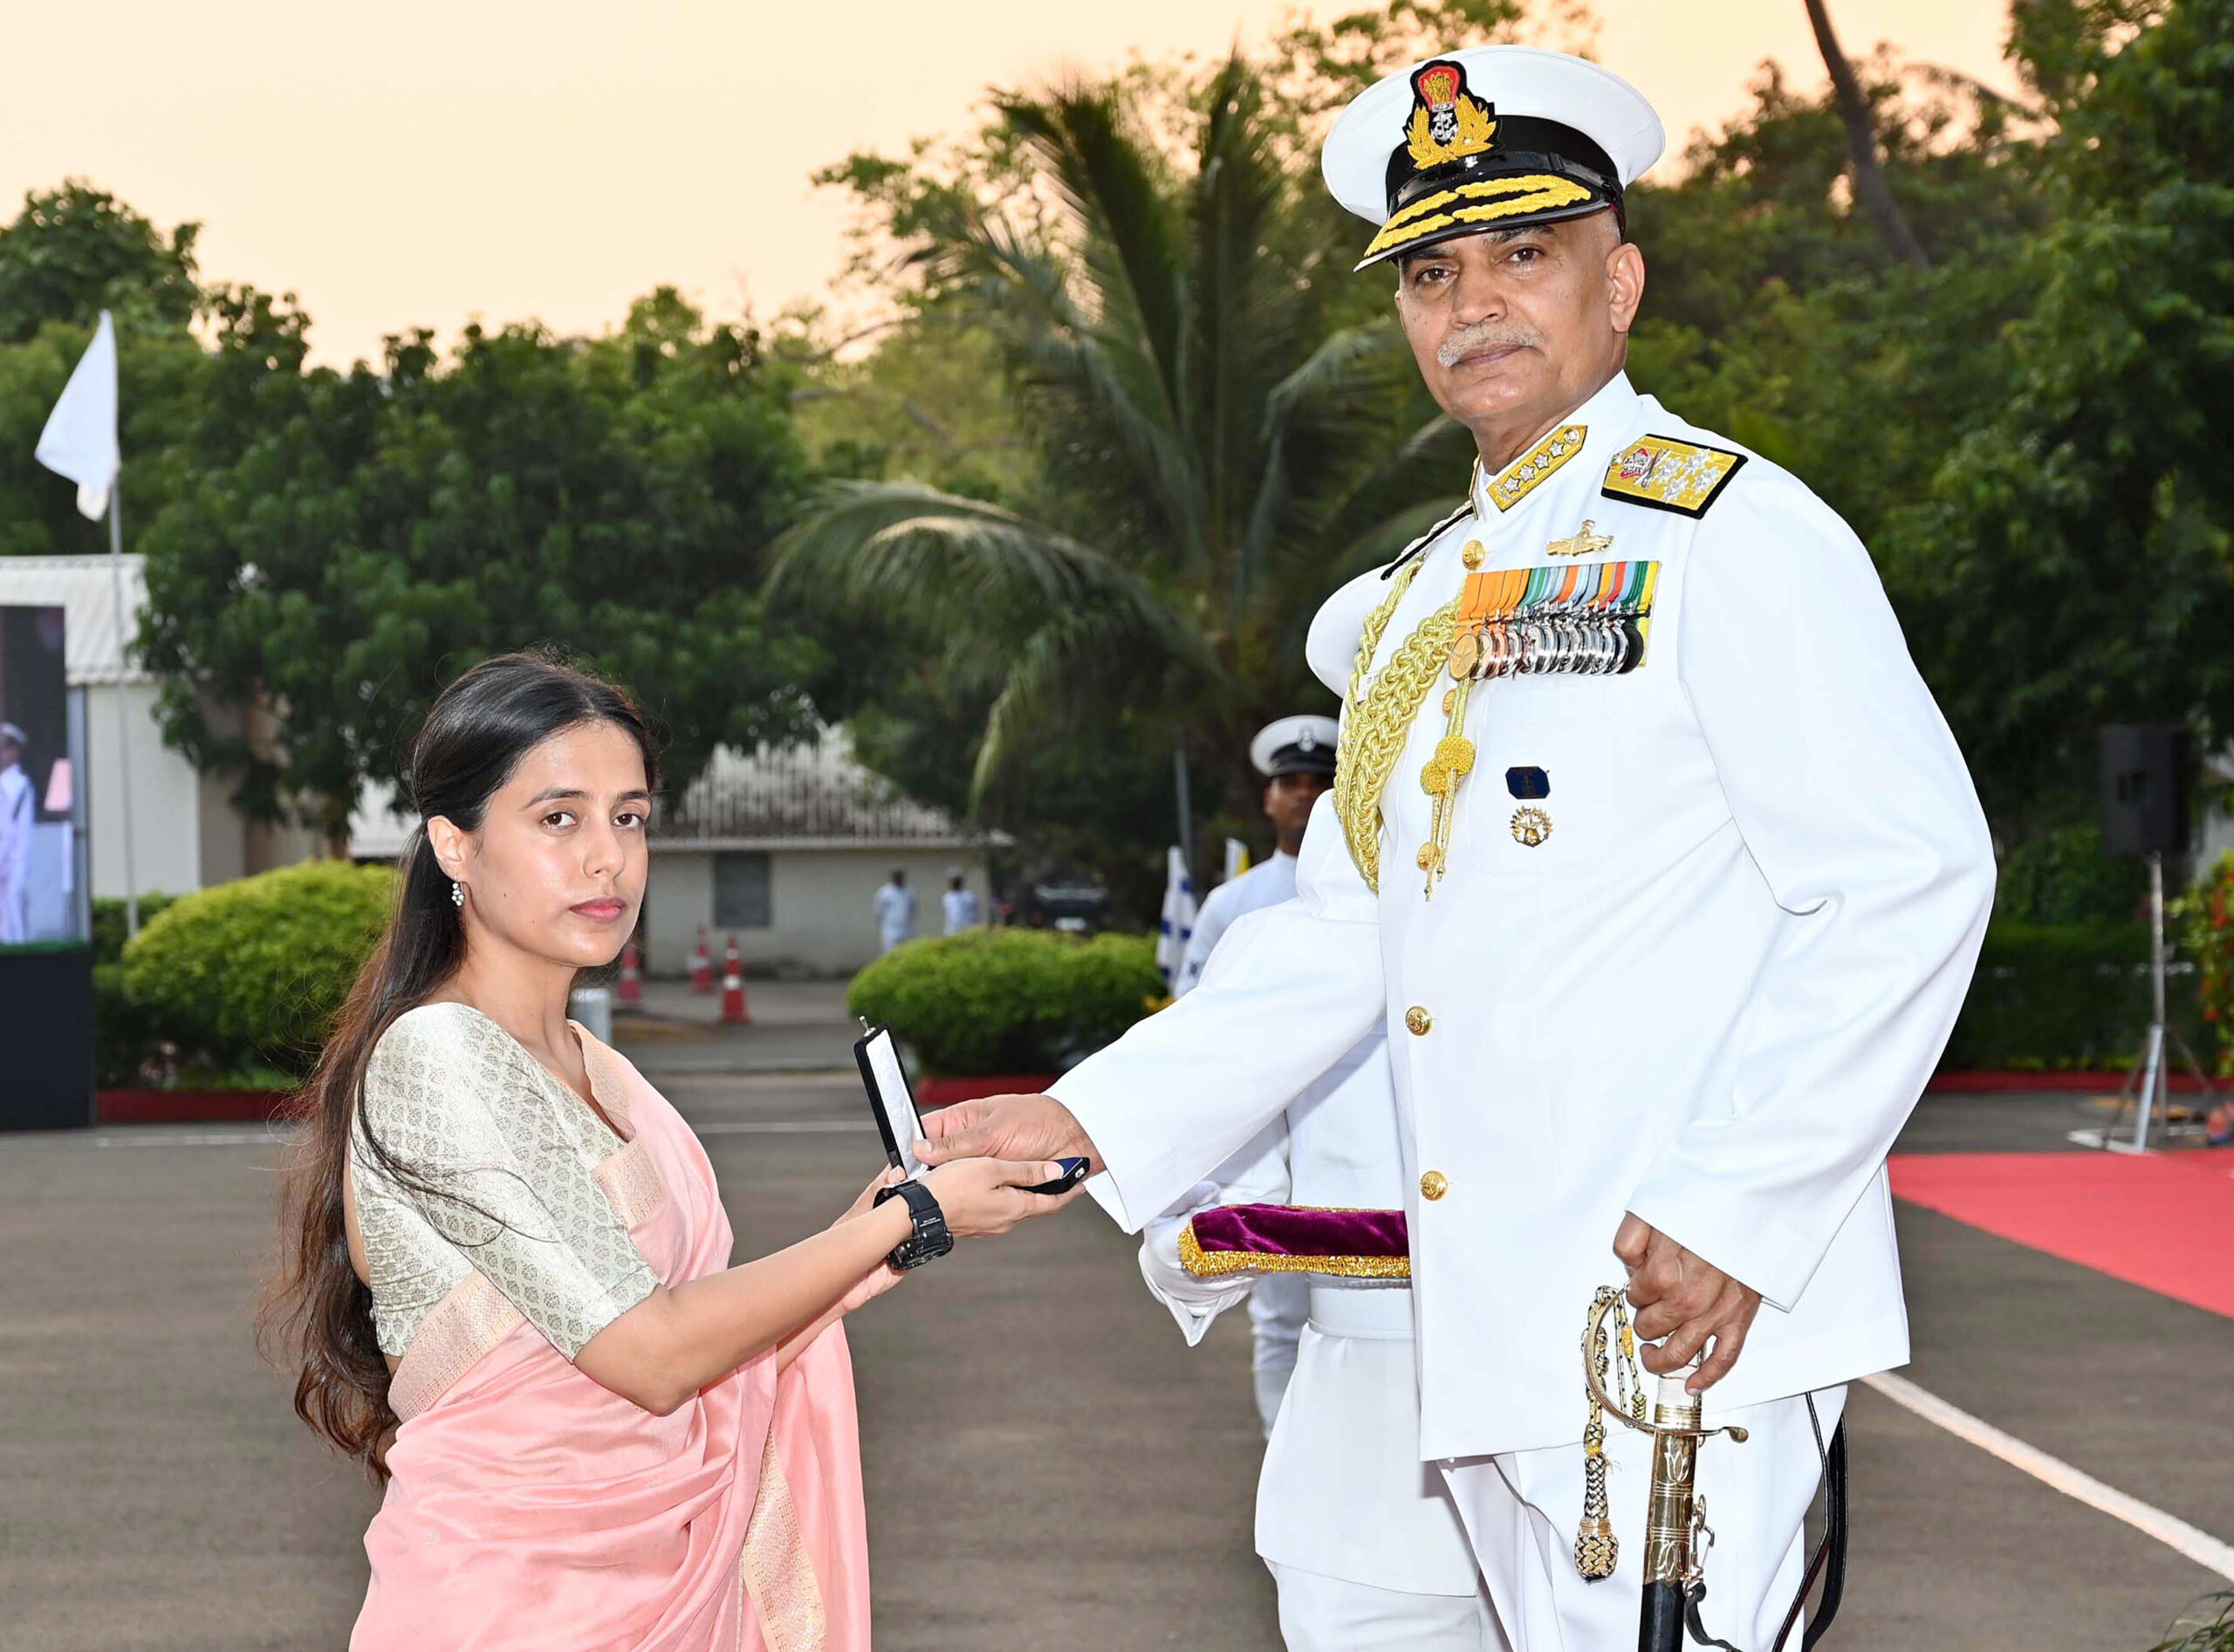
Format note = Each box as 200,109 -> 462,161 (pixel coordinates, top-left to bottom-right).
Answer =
442,721 -> 652,971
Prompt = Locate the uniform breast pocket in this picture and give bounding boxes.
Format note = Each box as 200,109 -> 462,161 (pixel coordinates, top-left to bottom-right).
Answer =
1456,675 -> 1644,880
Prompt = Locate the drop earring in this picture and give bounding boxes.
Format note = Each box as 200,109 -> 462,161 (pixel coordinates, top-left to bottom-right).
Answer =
451,881 -> 465,908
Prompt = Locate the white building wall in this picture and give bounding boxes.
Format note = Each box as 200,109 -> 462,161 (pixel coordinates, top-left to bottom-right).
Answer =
642,847 -> 717,975
84,680 -> 201,901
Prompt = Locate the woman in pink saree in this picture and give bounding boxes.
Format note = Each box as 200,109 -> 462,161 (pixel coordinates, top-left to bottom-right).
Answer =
263,653 -> 1075,1650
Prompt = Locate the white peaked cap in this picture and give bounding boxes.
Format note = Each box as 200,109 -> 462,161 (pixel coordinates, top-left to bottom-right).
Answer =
1322,46 -> 1666,270
1251,715 -> 1341,777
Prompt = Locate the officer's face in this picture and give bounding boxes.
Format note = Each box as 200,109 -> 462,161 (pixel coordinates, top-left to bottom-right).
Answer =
1264,771 -> 1332,850
428,720 -> 652,973
0,741 -> 17,770
1393,211 -> 1644,448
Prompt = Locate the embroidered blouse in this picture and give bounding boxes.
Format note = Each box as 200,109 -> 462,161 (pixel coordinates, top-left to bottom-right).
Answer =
351,1001 -> 658,1363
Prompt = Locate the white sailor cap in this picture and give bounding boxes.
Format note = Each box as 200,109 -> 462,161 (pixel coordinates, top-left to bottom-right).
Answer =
0,722 -> 24,747
1322,45 -> 1665,271
1251,715 -> 1340,778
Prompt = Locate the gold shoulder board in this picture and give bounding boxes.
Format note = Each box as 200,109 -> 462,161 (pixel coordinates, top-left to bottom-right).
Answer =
1600,435 -> 1747,518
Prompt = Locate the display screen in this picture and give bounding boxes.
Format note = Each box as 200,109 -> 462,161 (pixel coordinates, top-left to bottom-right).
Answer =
0,606 -> 84,948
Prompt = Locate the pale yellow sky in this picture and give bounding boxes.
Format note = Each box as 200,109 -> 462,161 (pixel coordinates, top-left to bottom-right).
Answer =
3,1 -> 2017,367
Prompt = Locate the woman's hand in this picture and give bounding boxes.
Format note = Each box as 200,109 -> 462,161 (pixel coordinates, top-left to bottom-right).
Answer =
839,1165 -> 907,1224
830,1258 -> 906,1318
921,1157 -> 1086,1237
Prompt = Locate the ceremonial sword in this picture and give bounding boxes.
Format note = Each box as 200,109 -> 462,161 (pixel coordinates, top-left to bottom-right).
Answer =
1581,1287 -> 1751,1652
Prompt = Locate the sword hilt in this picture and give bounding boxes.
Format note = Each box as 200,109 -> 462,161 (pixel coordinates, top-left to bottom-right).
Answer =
1580,1289 -> 1751,1449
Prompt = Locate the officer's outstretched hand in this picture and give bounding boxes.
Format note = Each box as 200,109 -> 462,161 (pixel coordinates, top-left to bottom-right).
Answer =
1614,1214 -> 1763,1395
917,1093 -> 1100,1173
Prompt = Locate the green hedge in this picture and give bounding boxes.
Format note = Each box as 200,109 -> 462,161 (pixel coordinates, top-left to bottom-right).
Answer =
120,861 -> 395,1076
846,929 -> 1164,1076
93,895 -> 181,1086
1942,922 -> 2203,1072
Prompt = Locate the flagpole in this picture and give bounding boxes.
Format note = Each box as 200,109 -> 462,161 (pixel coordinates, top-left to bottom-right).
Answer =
106,483 -> 139,937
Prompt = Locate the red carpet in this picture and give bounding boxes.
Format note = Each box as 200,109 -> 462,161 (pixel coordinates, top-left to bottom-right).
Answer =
1889,1152 -> 2234,1320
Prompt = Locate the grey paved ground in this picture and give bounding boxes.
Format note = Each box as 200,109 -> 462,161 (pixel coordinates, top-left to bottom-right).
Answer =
2,1059 -> 2230,1649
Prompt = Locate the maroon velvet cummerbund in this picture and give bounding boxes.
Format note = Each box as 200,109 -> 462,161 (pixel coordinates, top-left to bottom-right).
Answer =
1179,1203 -> 1411,1278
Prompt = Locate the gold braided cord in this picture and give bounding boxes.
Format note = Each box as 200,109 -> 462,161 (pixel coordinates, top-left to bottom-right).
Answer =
1360,175 -> 1593,262
1333,560 -> 1462,891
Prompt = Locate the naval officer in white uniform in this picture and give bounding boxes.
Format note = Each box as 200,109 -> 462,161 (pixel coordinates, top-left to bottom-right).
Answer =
1173,715 -> 1341,1432
922,45 -> 1994,1652
1152,713 -> 1495,1648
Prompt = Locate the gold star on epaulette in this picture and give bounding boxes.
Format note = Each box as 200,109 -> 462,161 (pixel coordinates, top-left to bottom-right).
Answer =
1486,424 -> 1586,512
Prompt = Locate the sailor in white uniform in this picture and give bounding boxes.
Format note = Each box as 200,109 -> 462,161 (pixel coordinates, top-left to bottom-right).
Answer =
922,45 -> 1995,1652
1172,716 -> 1341,1429
1150,715 -> 1496,1647
1143,715 -> 1492,1645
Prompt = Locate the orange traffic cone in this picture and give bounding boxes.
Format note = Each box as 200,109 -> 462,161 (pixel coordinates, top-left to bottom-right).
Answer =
619,940 -> 643,1007
689,925 -> 713,995
720,936 -> 750,1025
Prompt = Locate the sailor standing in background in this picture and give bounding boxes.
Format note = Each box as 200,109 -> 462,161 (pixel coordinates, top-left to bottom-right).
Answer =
1147,718 -> 1492,1649
1172,716 -> 1343,1423
0,722 -> 32,945
941,868 -> 981,935
872,865 -> 915,954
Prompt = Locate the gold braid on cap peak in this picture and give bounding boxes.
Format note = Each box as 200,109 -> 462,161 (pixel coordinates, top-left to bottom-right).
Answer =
1360,175 -> 1594,264
1333,561 -> 1461,892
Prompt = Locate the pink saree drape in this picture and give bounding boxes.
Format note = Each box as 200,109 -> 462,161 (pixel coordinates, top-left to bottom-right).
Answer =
353,1035 -> 871,1652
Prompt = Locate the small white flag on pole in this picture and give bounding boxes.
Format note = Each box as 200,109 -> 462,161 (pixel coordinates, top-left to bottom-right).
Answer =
35,310 -> 121,520
1155,846 -> 1196,988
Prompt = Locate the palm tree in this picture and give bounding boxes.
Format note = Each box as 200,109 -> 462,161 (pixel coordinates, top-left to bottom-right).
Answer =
769,54 -> 1468,835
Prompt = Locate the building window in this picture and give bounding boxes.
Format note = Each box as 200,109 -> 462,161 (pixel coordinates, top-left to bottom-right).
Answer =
714,852 -> 772,929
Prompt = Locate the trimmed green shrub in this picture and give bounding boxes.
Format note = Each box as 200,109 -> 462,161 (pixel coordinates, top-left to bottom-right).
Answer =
1942,921 -> 2203,1072
120,861 -> 395,1074
846,929 -> 1163,1076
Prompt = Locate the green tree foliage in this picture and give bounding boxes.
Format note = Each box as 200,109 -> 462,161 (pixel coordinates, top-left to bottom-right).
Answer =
134,290 -> 826,836
774,18 -> 1533,864
1889,0 -> 2234,834
0,186 -> 218,557
0,183 -> 830,837
0,181 -> 200,344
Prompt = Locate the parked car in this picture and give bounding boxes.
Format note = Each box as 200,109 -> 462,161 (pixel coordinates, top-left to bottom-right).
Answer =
1020,874 -> 1112,935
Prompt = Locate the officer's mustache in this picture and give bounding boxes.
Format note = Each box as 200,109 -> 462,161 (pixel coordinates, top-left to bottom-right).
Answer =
1437,323 -> 1544,368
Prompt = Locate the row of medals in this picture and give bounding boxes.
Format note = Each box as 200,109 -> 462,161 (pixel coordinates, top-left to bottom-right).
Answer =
1416,581 -> 1648,895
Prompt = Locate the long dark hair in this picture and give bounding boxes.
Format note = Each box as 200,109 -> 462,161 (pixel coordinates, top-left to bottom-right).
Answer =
259,649 -> 660,1477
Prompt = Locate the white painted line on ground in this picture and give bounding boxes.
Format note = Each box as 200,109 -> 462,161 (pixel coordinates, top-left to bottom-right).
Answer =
691,1120 -> 875,1135
1863,1370 -> 2234,1580
0,1129 -> 290,1150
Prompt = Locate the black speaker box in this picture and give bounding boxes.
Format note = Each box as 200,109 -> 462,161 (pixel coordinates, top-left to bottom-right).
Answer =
0,945 -> 95,1131
2099,725 -> 2192,860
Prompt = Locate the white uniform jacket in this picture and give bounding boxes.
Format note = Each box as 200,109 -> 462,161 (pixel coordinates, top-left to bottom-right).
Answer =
1176,852 -> 1294,996
1170,852 -> 1313,1420
1139,1035 -> 1478,1595
1056,373 -> 1996,1458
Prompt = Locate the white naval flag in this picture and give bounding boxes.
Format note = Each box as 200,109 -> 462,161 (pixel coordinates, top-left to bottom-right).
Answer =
1154,846 -> 1196,988
35,310 -> 121,520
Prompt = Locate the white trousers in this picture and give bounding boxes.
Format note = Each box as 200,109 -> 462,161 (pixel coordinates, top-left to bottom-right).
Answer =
1439,1387 -> 1845,1652
1270,1560 -> 1504,1651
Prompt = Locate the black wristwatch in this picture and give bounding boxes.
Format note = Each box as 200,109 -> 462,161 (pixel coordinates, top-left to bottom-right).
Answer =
874,1177 -> 954,1271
